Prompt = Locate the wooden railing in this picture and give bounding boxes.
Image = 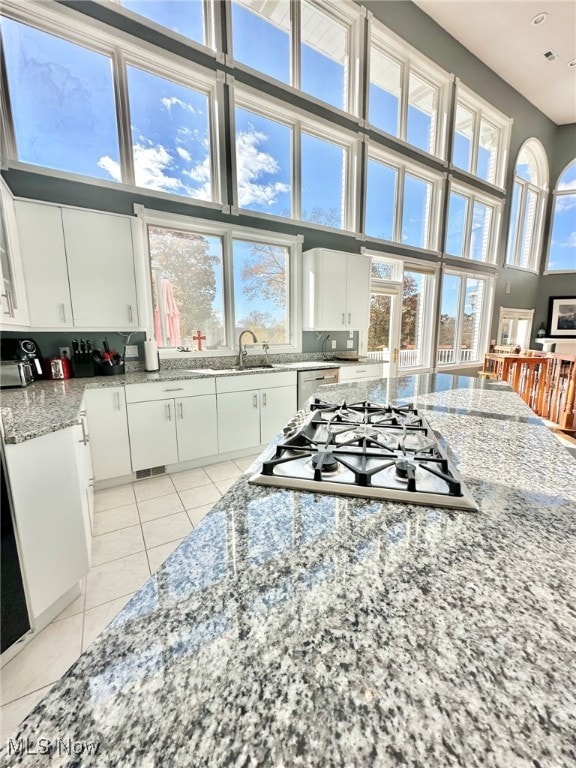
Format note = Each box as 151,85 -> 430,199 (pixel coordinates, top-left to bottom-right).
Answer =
482,352 -> 576,431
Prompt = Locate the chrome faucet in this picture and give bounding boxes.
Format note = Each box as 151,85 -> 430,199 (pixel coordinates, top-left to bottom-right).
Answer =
238,329 -> 258,368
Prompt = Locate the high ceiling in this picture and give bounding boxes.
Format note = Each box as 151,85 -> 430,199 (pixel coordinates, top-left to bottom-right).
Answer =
412,0 -> 576,125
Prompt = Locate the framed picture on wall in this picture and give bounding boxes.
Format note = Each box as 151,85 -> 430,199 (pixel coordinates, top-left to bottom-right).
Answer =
547,296 -> 576,337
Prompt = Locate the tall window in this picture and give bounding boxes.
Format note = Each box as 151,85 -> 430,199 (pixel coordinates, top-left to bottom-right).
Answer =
452,85 -> 511,188
230,0 -> 361,114
445,182 -> 501,263
368,24 -> 450,158
233,92 -> 356,229
364,151 -> 442,250
1,18 -> 120,181
126,65 -> 213,200
146,218 -> 299,351
546,160 -> 576,273
149,226 -> 225,348
437,269 -> 492,366
116,0 -> 209,47
506,140 -> 548,271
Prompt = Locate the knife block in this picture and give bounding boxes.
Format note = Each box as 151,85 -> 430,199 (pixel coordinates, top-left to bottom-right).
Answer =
72,361 -> 95,378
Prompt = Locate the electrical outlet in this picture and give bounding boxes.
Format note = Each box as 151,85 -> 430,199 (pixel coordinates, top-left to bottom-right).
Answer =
331,340 -> 337,349
346,339 -> 354,349
124,344 -> 139,358
59,346 -> 70,358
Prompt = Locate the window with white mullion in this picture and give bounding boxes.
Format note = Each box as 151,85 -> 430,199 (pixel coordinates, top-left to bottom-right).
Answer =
113,49 -> 135,187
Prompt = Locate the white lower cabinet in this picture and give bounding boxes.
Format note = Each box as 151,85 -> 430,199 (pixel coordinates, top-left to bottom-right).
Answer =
126,379 -> 218,472
84,386 -> 132,481
338,363 -> 384,382
216,372 -> 297,453
4,427 -> 89,620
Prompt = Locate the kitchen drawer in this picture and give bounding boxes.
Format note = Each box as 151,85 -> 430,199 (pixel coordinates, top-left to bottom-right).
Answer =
216,371 -> 296,394
125,378 -> 216,403
338,364 -> 383,382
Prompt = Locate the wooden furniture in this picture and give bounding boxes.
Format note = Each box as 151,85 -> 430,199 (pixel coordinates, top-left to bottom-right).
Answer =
480,351 -> 576,431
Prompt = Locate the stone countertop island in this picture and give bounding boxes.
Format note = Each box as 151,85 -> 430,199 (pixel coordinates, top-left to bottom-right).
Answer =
2,374 -> 575,767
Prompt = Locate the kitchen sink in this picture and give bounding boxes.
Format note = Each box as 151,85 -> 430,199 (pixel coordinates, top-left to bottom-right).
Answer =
190,364 -> 280,374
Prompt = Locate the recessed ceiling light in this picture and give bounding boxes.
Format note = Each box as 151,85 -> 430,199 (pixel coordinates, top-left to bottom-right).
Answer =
568,58 -> 576,69
531,12 -> 549,25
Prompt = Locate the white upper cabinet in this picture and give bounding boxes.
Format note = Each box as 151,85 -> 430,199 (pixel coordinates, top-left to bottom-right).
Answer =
302,248 -> 371,331
0,181 -> 29,327
16,201 -> 73,328
14,200 -> 139,330
63,208 -> 138,328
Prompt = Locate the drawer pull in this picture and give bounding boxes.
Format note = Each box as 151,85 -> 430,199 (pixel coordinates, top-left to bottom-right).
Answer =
164,387 -> 184,392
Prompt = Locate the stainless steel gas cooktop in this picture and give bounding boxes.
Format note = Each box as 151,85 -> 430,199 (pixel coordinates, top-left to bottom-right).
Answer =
249,399 -> 479,512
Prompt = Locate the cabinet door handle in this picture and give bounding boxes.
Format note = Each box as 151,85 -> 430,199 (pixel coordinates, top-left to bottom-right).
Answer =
253,394 -> 258,409
341,312 -> 345,325
127,304 -> 133,322
166,403 -> 172,421
2,291 -> 14,317
114,391 -> 121,411
60,303 -> 66,322
262,392 -> 267,407
164,387 -> 184,392
78,419 -> 89,445
348,313 -> 351,324
178,402 -> 183,419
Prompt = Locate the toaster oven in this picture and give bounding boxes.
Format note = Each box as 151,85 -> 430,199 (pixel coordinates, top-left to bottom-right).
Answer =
0,360 -> 34,388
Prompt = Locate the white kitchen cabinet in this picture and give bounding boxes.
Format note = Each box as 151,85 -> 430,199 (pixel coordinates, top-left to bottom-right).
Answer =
4,427 -> 89,620
0,180 -> 29,326
302,248 -> 371,331
216,372 -> 297,453
175,395 -> 218,462
14,200 -> 138,330
15,200 -> 73,328
74,403 -> 94,563
338,363 -> 384,382
126,379 -> 218,472
127,399 -> 179,471
62,208 -> 138,328
84,386 -> 132,481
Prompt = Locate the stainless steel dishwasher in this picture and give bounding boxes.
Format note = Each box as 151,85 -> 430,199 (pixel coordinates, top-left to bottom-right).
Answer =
297,367 -> 339,408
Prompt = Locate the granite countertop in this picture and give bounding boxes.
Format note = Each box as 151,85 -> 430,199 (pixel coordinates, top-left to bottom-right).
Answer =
0,358 -> 349,444
3,374 -> 575,766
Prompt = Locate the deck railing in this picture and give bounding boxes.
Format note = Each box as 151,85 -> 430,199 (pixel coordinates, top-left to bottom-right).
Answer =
367,348 -> 476,367
486,352 -> 576,431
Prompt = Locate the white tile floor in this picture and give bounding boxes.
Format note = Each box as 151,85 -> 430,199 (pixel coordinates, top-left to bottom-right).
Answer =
0,455 -> 258,743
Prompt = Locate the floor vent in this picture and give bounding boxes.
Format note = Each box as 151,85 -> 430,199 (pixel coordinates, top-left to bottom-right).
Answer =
135,465 -> 166,479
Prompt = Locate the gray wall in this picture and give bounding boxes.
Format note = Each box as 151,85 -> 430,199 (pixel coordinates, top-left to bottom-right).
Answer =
2,0 -> 574,356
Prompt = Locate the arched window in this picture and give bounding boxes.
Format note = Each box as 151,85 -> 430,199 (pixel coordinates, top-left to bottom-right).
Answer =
546,160 -> 576,272
506,139 -> 548,271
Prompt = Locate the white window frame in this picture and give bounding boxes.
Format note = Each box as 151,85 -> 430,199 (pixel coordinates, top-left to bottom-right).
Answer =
505,139 -> 548,273
445,179 -> 502,264
134,207 -> 302,357
230,81 -> 360,233
436,265 -> 494,369
452,80 -> 512,190
367,16 -> 452,160
226,0 -> 364,118
0,0 -> 226,208
497,307 -> 534,348
364,142 -> 445,252
101,0 -> 219,54
544,158 -> 576,275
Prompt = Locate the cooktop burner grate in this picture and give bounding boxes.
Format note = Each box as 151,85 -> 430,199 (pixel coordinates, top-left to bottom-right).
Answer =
250,398 -> 479,512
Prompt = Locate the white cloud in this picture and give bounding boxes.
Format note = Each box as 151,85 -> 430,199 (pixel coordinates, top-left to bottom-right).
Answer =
236,127 -> 290,208
555,193 -> 576,212
98,155 -> 122,182
133,143 -> 186,193
176,147 -> 192,162
161,96 -> 198,114
560,231 -> 576,248
183,154 -> 212,201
